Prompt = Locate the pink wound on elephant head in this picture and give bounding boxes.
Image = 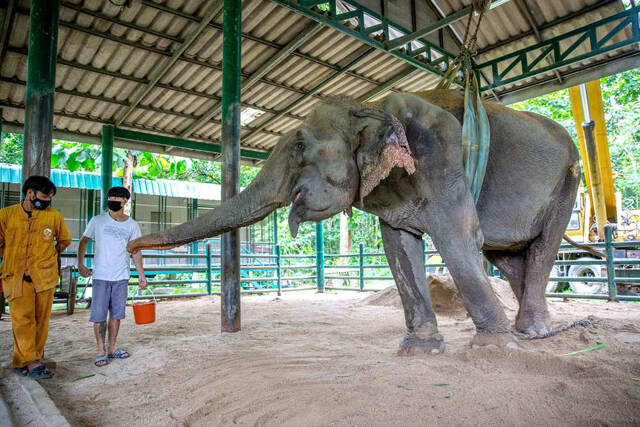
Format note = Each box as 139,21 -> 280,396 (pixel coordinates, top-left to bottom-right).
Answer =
360,115 -> 415,206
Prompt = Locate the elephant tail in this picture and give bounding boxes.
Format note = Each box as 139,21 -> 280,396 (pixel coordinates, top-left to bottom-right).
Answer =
562,234 -> 605,259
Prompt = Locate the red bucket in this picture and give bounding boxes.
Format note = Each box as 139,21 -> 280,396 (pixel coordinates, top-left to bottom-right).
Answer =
132,289 -> 156,325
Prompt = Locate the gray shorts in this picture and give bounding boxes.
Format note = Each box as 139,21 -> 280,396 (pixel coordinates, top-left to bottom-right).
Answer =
89,279 -> 129,322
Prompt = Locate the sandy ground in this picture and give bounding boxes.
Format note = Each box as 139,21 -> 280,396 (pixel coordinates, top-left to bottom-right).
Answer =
1,282 -> 640,427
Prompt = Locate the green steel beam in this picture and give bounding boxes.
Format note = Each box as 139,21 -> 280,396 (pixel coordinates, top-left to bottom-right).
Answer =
477,0 -> 619,56
22,0 -> 59,180
386,0 -> 511,51
498,50 -> 640,104
477,5 -> 640,91
271,0 -> 458,82
180,21 -> 323,138
513,0 -> 563,84
113,128 -> 269,160
115,0 -> 224,127
220,0 -> 242,333
101,124 -> 114,210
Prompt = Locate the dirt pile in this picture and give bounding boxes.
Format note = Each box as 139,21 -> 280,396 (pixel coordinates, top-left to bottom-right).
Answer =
360,273 -> 518,317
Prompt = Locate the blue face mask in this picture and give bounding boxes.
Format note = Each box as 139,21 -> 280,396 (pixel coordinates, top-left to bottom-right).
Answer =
31,196 -> 50,210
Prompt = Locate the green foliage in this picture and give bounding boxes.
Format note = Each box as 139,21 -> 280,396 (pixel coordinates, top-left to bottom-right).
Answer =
0,133 -> 24,164
51,140 -> 101,172
512,69 -> 640,209
273,205 -> 385,257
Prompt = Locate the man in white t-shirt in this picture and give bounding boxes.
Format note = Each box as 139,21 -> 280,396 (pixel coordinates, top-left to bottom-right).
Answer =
77,186 -> 147,367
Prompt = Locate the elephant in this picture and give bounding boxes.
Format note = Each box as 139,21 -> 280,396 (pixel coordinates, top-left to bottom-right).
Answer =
127,89 -> 580,355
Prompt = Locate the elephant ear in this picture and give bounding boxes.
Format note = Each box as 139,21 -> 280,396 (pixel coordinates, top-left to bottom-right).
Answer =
352,109 -> 416,206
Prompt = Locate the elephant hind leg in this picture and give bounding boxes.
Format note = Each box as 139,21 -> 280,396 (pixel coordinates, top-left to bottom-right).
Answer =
483,250 -> 526,303
517,166 -> 580,335
486,243 -> 556,335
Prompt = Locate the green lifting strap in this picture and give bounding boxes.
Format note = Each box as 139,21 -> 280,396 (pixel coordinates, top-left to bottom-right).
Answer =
462,72 -> 490,204
436,0 -> 491,204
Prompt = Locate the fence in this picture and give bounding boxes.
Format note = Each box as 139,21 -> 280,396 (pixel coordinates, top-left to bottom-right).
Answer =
59,225 -> 640,304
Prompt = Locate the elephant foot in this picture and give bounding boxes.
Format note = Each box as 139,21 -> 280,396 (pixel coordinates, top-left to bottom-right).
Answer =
470,332 -> 519,349
515,309 -> 552,336
397,333 -> 445,356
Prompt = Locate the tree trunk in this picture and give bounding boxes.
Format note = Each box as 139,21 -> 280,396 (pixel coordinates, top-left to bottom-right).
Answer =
122,150 -> 137,215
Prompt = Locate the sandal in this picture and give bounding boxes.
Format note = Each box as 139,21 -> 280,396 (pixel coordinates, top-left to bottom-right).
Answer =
94,354 -> 109,367
108,349 -> 130,359
13,367 -> 28,376
27,364 -> 53,380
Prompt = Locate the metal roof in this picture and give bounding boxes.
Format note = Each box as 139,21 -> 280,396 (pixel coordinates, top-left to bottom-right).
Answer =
0,163 -> 222,200
0,0 -> 637,160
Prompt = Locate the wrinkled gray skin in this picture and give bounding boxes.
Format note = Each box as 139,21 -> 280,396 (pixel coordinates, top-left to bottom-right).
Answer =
128,89 -> 579,355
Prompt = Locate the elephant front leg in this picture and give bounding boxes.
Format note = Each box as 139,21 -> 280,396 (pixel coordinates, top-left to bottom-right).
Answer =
380,220 -> 445,356
423,191 -> 518,349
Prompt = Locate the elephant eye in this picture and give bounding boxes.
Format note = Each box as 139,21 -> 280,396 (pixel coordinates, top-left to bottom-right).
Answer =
295,140 -> 305,152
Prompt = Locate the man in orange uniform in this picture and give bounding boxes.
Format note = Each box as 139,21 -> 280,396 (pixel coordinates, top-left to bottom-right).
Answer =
0,176 -> 72,379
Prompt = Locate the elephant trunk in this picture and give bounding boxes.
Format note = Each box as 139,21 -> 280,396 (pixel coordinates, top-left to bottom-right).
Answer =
127,155 -> 291,252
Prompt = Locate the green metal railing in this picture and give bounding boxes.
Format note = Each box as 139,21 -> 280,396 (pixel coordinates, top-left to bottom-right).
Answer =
56,225 -> 639,305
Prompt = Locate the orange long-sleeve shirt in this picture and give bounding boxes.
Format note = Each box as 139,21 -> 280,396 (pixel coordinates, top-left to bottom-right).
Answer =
0,204 -> 72,300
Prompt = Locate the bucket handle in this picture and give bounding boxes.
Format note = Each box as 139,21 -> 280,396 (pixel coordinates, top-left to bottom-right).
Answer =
130,287 -> 157,304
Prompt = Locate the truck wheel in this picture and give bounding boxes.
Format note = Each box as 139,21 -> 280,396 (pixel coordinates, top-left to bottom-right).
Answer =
568,258 -> 603,294
546,266 -> 563,293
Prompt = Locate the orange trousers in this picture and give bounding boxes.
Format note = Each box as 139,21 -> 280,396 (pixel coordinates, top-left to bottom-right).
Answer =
8,280 -> 55,368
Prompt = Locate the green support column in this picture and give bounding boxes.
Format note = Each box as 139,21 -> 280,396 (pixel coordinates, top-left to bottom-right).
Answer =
272,209 -> 278,248
101,125 -> 114,211
220,0 -> 242,333
359,243 -> 364,291
86,190 -> 95,268
275,244 -> 281,296
190,199 -> 199,266
22,0 -> 60,181
604,225 -> 618,302
206,242 -> 212,295
315,221 -> 325,293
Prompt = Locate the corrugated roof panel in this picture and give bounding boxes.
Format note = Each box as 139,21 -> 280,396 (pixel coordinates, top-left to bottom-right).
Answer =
0,0 -> 635,157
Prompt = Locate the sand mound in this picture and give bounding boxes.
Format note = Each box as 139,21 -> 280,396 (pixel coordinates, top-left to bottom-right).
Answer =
360,273 -> 518,317
358,286 -> 404,309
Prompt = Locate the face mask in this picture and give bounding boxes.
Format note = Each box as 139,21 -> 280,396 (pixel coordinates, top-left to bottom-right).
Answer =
31,197 -> 50,210
108,200 -> 123,211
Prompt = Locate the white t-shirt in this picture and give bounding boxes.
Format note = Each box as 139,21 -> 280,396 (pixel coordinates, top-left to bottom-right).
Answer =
83,212 -> 142,281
